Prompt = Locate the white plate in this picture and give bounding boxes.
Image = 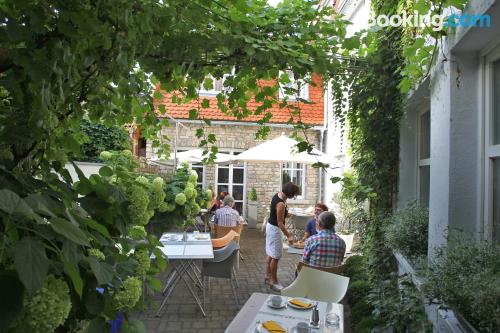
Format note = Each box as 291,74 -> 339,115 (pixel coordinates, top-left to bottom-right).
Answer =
266,298 -> 287,309
287,298 -> 313,310
256,321 -> 288,333
194,234 -> 209,240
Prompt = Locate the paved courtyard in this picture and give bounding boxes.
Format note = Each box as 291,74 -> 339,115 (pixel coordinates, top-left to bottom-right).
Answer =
136,227 -> 351,332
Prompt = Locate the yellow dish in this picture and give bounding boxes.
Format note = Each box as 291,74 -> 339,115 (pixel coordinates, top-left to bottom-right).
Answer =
262,320 -> 286,332
288,298 -> 312,309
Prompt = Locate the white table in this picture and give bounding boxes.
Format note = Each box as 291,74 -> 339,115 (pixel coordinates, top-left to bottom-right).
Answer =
225,293 -> 344,332
156,232 -> 213,317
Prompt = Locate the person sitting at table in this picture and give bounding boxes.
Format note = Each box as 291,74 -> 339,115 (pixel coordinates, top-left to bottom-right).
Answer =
300,203 -> 329,242
301,211 -> 346,269
214,195 -> 241,227
210,191 -> 228,212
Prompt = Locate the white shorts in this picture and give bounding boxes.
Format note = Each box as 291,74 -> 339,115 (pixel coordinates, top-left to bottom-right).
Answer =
266,223 -> 283,260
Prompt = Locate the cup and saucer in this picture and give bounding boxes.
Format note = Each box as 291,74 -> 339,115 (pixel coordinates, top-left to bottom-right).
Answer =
266,295 -> 287,309
289,322 -> 311,333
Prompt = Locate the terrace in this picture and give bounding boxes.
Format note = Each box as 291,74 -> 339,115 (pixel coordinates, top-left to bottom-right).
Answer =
135,228 -> 353,333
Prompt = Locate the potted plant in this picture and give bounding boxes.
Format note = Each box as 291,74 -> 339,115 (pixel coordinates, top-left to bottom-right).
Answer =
247,188 -> 259,228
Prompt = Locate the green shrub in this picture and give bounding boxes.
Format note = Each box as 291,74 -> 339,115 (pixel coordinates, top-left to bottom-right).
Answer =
79,119 -> 130,162
353,316 -> 378,333
344,255 -> 368,280
349,280 -> 371,306
351,299 -> 373,325
425,239 -> 500,332
248,188 -> 258,201
384,202 -> 428,259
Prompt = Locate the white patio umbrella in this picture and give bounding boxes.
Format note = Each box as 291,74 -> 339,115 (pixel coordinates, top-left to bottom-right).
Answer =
230,135 -> 332,200
150,148 -> 232,165
230,135 -> 330,165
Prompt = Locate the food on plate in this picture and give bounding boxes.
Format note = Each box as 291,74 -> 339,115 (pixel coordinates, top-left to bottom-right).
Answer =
293,241 -> 305,249
288,298 -> 312,309
262,320 -> 286,332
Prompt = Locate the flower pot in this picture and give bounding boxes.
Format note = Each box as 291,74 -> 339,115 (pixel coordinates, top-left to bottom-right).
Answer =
247,200 -> 258,228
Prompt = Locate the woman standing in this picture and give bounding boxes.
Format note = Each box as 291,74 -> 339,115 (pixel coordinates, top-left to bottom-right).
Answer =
265,182 -> 299,291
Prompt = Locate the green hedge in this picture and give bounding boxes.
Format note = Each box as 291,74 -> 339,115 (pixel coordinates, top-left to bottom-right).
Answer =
384,202 -> 428,259
425,239 -> 500,332
79,120 -> 130,162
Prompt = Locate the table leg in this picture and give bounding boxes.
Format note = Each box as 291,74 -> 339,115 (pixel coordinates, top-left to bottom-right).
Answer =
177,260 -> 207,317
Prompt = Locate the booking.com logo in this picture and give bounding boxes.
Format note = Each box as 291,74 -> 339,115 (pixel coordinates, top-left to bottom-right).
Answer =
369,11 -> 491,31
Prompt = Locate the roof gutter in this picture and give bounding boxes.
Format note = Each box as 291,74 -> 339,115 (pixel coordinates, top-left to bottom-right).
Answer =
169,119 -> 324,131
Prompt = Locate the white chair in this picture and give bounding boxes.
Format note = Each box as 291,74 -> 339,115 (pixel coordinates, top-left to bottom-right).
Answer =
281,266 -> 350,303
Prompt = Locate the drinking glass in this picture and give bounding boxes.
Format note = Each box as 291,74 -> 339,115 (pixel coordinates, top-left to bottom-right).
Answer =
324,312 -> 340,332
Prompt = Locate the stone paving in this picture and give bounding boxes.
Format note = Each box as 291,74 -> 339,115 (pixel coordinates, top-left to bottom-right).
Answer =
135,227 -> 351,333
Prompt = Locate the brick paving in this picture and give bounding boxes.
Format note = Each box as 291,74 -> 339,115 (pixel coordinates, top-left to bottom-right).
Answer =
135,227 -> 351,333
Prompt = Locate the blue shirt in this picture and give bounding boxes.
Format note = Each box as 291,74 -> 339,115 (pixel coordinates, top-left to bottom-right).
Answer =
305,218 -> 318,236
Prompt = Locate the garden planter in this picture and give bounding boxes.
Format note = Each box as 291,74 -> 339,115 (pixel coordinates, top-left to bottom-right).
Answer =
247,200 -> 258,228
393,251 -> 480,333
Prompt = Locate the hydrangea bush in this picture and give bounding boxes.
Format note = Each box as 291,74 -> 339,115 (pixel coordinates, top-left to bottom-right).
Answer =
0,150 -> 206,332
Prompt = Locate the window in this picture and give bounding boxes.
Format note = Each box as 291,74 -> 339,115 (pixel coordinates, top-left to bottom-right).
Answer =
198,69 -> 235,96
175,149 -> 205,189
278,70 -> 309,101
418,110 -> 431,208
216,151 -> 246,214
485,50 -> 500,244
190,162 -> 205,189
282,162 -> 306,199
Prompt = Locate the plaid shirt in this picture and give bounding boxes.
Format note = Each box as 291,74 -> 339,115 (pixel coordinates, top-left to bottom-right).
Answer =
302,230 -> 346,268
214,206 -> 241,227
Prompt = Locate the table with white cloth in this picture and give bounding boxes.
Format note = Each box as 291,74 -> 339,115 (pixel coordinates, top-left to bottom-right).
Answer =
156,232 -> 213,317
225,292 -> 344,332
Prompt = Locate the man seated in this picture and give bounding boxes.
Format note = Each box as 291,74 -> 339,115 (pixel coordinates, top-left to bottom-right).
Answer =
301,203 -> 329,242
301,211 -> 346,268
214,195 -> 241,227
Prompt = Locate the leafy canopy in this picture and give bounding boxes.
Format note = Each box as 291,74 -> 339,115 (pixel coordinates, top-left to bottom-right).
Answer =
0,0 -> 359,169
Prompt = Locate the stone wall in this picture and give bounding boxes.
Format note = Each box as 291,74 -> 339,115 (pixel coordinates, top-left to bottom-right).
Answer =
147,122 -> 322,223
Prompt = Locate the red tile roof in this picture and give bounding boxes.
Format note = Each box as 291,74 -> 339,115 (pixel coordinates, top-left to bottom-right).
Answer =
154,74 -> 324,126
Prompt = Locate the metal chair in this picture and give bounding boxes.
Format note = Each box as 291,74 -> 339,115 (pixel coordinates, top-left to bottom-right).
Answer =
281,266 -> 350,303
214,224 -> 245,261
201,241 -> 240,307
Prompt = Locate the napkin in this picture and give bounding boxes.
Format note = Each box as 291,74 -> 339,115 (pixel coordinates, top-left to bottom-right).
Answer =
262,320 -> 286,332
288,298 -> 312,308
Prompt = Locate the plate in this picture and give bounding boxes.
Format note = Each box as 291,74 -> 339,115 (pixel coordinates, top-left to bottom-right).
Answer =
266,298 -> 287,309
195,234 -> 209,240
256,321 -> 288,333
287,298 -> 313,310
291,242 -> 304,249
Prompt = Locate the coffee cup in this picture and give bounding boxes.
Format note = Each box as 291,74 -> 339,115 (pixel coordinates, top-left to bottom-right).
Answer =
270,295 -> 282,307
296,322 -> 309,333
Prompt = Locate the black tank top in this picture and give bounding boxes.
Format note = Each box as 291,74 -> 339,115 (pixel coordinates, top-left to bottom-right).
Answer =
268,193 -> 287,226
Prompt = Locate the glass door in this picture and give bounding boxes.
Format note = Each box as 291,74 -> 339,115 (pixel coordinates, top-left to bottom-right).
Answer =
216,151 -> 246,214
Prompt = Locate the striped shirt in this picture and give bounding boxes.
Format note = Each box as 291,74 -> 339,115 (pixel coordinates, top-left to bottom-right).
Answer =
302,230 -> 346,268
214,206 -> 241,227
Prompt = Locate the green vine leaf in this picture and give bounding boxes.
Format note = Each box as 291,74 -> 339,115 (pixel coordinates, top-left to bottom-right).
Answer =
50,217 -> 90,246
14,237 -> 49,294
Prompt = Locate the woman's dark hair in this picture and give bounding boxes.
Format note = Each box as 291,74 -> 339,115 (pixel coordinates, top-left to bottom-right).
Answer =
315,203 -> 329,212
218,191 -> 229,200
282,182 -> 300,198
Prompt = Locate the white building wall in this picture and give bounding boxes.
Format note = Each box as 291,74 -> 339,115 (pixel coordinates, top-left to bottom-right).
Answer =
398,0 -> 499,253
323,0 -> 371,207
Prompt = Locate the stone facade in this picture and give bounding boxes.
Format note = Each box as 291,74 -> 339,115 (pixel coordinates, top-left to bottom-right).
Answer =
146,121 -> 322,223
